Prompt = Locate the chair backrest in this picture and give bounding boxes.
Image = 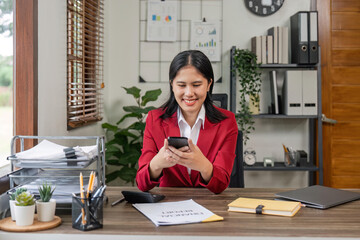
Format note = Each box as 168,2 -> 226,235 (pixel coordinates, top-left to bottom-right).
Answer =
229,131 -> 244,188
212,93 -> 228,110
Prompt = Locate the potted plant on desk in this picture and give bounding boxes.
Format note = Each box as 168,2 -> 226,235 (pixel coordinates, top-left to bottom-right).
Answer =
9,187 -> 27,221
14,191 -> 35,226
36,182 -> 56,222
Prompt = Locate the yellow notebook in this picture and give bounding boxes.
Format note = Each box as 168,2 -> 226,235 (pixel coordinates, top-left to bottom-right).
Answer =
228,197 -> 301,217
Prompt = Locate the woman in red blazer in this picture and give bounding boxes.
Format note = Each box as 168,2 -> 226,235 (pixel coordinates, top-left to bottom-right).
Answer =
136,50 -> 238,194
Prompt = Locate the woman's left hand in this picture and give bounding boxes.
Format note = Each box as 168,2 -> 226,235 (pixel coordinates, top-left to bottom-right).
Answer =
167,139 -> 213,182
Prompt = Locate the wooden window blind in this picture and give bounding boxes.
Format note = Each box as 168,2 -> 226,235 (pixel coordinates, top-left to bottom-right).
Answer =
67,0 -> 104,129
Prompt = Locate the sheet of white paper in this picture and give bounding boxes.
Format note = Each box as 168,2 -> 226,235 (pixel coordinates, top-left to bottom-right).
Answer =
133,199 -> 216,226
190,20 -> 221,62
146,0 -> 177,41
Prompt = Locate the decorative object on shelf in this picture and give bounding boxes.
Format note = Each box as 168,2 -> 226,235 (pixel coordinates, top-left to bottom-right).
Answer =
263,157 -> 275,167
244,148 -> 256,166
14,191 -> 35,226
36,182 -> 56,222
232,48 -> 261,144
8,187 -> 27,221
244,0 -> 285,17
102,86 -> 162,185
248,94 -> 260,114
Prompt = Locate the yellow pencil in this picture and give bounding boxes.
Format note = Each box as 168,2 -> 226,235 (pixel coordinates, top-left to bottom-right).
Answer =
282,144 -> 288,153
86,171 -> 95,198
80,172 -> 86,225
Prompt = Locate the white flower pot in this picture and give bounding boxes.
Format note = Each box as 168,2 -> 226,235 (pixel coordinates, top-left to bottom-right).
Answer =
36,199 -> 56,222
9,200 -> 16,221
14,204 -> 35,226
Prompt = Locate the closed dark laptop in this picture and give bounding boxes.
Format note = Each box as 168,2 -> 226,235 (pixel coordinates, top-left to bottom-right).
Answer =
275,185 -> 360,209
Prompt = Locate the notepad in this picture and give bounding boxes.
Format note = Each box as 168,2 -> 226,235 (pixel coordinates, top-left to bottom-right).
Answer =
133,199 -> 223,226
228,197 -> 301,217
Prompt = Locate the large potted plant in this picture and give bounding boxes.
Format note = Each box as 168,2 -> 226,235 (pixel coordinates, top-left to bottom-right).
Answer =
102,86 -> 161,185
232,48 -> 262,144
14,191 -> 35,226
9,187 -> 27,221
36,182 -> 56,222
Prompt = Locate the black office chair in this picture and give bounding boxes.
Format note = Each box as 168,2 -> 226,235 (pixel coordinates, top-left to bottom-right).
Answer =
211,93 -> 228,110
229,131 -> 244,188
211,94 -> 244,188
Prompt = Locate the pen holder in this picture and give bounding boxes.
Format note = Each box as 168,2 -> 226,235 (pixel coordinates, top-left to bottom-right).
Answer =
72,194 -> 103,231
284,151 -> 299,167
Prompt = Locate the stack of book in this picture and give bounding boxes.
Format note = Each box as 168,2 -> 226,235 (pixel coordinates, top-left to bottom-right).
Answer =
251,26 -> 289,64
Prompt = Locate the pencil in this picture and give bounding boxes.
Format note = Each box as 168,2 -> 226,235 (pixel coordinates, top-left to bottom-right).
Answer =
282,144 -> 288,153
80,172 -> 86,225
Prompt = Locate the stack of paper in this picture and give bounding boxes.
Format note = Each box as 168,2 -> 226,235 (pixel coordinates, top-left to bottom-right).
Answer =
228,197 -> 301,217
133,199 -> 223,226
14,140 -> 98,160
10,140 -> 98,168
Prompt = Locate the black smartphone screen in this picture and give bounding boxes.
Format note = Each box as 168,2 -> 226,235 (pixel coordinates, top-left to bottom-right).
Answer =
167,137 -> 188,148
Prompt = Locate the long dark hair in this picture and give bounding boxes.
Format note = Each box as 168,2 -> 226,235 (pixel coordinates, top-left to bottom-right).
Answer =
160,50 -> 227,123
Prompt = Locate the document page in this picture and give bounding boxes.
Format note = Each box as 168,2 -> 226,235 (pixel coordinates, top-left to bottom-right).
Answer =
133,199 -> 222,226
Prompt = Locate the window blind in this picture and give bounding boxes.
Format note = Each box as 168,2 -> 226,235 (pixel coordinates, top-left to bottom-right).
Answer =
67,0 -> 104,129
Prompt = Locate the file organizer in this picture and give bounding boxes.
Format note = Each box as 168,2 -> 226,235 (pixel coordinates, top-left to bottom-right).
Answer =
7,136 -> 106,210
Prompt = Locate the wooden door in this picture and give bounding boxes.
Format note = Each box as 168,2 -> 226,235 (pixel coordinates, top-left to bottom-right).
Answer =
318,0 -> 360,188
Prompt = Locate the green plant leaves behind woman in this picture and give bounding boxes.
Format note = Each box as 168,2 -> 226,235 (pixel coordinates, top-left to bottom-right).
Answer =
102,86 -> 161,185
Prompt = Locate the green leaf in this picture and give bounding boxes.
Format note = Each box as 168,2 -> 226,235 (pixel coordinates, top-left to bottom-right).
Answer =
106,170 -> 121,183
142,106 -> 157,114
116,113 -> 142,125
115,129 -> 138,139
128,122 -> 146,131
141,89 -> 162,106
123,86 -> 141,99
118,167 -> 137,183
102,123 -> 118,132
106,145 -> 121,153
123,106 -> 145,114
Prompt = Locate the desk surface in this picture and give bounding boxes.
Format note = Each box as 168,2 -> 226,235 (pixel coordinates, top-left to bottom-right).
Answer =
1,187 -> 360,239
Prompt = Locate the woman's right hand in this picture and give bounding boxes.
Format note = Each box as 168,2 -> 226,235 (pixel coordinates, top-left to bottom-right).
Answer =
148,139 -> 176,180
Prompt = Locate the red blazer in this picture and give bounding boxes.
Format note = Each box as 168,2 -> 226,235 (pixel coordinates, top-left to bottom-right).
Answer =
136,107 -> 238,194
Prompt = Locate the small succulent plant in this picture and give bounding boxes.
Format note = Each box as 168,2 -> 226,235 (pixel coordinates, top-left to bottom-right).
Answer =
38,182 -> 56,202
15,192 -> 35,206
9,187 -> 27,201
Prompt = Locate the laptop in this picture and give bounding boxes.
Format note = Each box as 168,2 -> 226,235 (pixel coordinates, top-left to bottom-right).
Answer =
275,185 -> 360,209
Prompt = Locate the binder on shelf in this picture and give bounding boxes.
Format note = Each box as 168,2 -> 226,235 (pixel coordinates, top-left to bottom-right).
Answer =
261,35 -> 267,64
309,11 -> 319,64
290,12 -> 309,64
268,27 -> 278,64
269,71 -> 279,114
267,35 -> 273,64
302,70 -> 317,115
283,71 -> 302,115
251,36 -> 262,64
278,27 -> 283,64
282,27 -> 289,64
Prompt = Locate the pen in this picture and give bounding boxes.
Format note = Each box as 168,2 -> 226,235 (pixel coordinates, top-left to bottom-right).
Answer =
111,197 -> 125,207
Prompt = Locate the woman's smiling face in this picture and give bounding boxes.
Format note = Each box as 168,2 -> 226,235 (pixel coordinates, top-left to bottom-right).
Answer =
171,65 -> 212,118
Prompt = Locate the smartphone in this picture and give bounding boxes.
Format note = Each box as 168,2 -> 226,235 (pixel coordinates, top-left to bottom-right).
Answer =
167,137 -> 189,149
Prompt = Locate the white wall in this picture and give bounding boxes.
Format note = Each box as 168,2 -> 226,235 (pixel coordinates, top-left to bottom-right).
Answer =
38,0 -> 312,187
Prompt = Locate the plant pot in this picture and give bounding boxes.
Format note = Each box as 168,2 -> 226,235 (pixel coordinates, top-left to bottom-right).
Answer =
36,199 -> 56,222
14,204 -> 35,226
9,200 -> 16,221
